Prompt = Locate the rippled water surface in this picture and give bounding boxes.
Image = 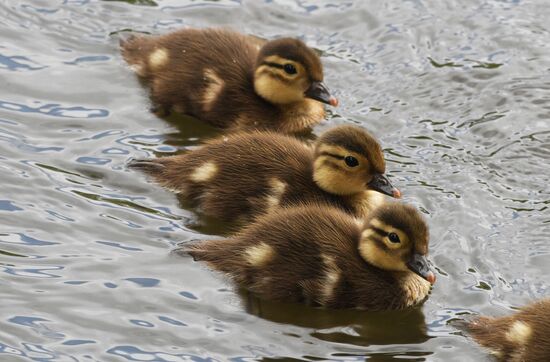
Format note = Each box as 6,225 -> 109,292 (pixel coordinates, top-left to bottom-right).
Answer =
1,0 -> 549,360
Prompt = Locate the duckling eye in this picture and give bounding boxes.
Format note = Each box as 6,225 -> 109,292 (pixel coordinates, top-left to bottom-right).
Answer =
388,232 -> 400,243
344,156 -> 359,167
283,64 -> 297,75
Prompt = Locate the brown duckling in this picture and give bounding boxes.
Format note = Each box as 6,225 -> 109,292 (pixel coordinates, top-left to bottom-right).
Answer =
183,202 -> 436,310
130,125 -> 401,224
120,28 -> 338,134
460,298 -> 550,361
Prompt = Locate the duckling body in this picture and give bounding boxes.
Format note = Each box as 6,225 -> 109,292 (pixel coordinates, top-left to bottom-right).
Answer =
462,299 -> 550,361
184,203 -> 435,310
130,125 -> 399,224
121,28 -> 337,133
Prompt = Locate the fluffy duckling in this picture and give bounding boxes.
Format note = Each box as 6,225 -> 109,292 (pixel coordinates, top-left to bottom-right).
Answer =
120,28 -> 338,133
130,125 -> 401,224
183,202 -> 436,310
460,299 -> 550,361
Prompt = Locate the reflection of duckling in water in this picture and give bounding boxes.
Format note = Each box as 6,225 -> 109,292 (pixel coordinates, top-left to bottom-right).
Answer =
121,28 -> 337,134
182,202 -> 436,310
130,125 -> 401,224
243,293 -> 429,345
459,298 -> 550,361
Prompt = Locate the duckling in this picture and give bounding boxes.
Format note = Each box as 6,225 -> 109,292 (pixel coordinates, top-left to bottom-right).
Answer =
129,125 -> 401,224
120,28 -> 338,134
183,202 -> 436,310
460,299 -> 550,361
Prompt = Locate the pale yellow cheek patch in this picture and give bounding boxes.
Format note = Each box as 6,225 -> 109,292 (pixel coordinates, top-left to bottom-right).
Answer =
254,69 -> 304,104
313,156 -> 365,196
245,242 -> 274,267
149,48 -> 169,70
190,162 -> 218,182
202,68 -> 224,112
358,240 -> 408,272
505,320 -> 532,345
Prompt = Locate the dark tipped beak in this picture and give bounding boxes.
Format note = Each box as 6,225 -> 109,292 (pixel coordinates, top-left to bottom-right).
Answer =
407,253 -> 436,285
305,81 -> 338,107
367,173 -> 401,198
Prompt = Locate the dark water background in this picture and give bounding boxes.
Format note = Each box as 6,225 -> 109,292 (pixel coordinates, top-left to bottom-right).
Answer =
1,0 -> 549,360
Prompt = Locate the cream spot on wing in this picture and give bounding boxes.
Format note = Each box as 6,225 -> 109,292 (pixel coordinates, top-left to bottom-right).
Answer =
149,48 -> 169,70
129,63 -> 145,76
202,68 -> 224,112
505,320 -> 532,345
265,195 -> 279,210
269,178 -> 286,196
265,178 -> 287,211
245,242 -> 274,267
320,255 -> 340,305
190,162 -> 218,182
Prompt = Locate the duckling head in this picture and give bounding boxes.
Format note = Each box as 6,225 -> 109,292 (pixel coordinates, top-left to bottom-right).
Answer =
254,38 -> 338,106
358,203 -> 436,285
312,125 -> 401,197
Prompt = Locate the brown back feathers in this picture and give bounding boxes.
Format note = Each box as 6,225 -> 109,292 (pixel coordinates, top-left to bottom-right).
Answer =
462,298 -> 550,361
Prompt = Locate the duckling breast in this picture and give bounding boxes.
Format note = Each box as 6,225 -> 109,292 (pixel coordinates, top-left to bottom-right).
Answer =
395,272 -> 432,308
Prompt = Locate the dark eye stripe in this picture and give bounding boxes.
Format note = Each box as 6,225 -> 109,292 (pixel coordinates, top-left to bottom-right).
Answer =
370,227 -> 389,238
320,152 -> 345,160
262,61 -> 284,70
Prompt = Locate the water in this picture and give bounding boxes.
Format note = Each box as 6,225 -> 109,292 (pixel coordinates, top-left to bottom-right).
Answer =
1,0 -> 549,360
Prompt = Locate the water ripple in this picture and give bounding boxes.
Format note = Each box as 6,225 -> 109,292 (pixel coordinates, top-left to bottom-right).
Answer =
0,100 -> 108,119
0,53 -> 46,71
107,345 -> 218,361
0,200 -> 23,212
3,264 -> 64,278
64,54 -> 110,65
0,232 -> 58,246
